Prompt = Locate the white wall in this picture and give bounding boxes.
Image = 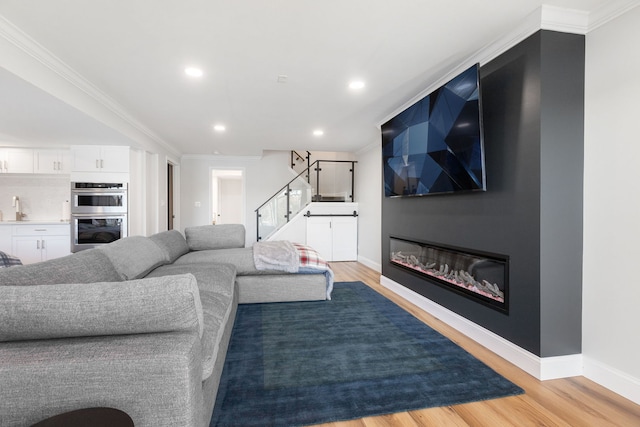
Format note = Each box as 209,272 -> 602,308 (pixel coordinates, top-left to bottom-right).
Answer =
129,147 -> 178,236
583,6 -> 640,401
180,150 -> 296,245
354,141 -> 382,271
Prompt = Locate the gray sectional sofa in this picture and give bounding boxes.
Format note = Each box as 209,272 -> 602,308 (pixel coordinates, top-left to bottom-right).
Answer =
0,224 -> 330,427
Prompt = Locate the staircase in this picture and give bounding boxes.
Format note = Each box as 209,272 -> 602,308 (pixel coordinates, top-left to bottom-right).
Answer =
255,152 -> 357,241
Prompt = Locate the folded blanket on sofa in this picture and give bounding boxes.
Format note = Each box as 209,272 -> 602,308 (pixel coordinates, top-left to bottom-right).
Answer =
253,240 -> 299,273
252,241 -> 334,299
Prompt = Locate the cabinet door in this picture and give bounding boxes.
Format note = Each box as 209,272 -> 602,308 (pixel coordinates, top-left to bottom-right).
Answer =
57,150 -> 71,174
71,146 -> 129,172
12,236 -> 43,264
35,149 -> 58,173
330,217 -> 358,261
306,217 -> 333,261
38,149 -> 70,174
1,148 -> 34,173
71,146 -> 101,172
0,227 -> 13,255
99,146 -> 130,172
41,235 -> 71,261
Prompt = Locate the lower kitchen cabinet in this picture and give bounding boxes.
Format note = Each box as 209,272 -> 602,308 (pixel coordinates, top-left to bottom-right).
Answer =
0,227 -> 12,254
12,224 -> 70,264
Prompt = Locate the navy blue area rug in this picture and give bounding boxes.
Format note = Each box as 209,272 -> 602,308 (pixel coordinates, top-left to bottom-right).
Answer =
211,281 -> 523,426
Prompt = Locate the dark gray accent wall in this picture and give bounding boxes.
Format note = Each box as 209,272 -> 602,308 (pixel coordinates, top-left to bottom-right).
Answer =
539,31 -> 584,356
381,30 -> 584,357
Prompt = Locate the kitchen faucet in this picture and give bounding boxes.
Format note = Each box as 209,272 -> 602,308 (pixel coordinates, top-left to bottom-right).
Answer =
12,196 -> 26,221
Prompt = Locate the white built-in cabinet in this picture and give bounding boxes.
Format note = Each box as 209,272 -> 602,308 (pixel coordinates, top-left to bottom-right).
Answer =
0,227 -> 12,254
0,148 -> 34,173
11,224 -> 70,264
306,215 -> 358,261
34,149 -> 71,174
71,145 -> 130,173
0,146 -> 131,175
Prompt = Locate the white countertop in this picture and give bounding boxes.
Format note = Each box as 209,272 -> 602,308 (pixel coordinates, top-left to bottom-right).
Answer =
0,220 -> 70,226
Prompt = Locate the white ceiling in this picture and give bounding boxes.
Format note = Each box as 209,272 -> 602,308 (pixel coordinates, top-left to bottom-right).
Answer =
0,0 -> 632,156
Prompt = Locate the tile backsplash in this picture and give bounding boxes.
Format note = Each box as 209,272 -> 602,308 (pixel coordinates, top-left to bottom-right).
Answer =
0,175 -> 70,222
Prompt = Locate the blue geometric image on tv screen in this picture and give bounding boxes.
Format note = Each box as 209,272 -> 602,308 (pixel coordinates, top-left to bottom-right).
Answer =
382,63 -> 486,197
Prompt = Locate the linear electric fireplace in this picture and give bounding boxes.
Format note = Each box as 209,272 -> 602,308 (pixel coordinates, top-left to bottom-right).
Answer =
390,236 -> 509,313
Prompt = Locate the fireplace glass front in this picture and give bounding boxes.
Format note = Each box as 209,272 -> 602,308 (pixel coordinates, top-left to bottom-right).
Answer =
390,236 -> 509,313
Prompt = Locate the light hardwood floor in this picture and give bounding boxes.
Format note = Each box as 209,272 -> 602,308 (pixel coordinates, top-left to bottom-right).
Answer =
315,262 -> 640,427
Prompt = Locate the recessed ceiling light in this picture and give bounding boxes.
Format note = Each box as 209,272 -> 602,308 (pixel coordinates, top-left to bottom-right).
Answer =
185,67 -> 204,78
313,129 -> 324,137
348,80 -> 365,90
213,124 -> 226,132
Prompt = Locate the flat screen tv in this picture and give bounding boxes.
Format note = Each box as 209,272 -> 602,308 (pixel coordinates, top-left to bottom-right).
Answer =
382,63 -> 486,197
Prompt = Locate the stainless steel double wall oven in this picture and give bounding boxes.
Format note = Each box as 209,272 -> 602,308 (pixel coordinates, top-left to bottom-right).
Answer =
70,182 -> 128,252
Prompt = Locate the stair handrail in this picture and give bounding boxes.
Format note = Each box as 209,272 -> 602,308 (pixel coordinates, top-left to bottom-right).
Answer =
290,150 -> 311,171
255,159 -> 357,241
255,161 -> 316,213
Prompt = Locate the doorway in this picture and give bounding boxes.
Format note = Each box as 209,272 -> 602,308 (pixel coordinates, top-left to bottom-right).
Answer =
167,163 -> 174,230
212,169 -> 244,225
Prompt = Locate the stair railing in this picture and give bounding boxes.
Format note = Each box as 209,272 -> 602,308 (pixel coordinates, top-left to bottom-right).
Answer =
255,159 -> 356,241
290,150 -> 311,178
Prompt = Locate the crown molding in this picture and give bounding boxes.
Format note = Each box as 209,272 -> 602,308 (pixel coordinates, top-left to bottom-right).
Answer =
541,5 -> 590,34
0,14 -> 181,157
378,3 -> 639,128
588,0 -> 640,31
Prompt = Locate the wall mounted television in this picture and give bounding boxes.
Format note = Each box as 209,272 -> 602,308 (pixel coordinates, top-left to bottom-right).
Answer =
381,63 -> 486,197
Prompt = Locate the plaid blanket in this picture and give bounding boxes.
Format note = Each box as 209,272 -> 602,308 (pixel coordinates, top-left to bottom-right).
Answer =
292,243 -> 329,271
252,241 -> 334,299
292,243 -> 334,299
0,251 -> 22,268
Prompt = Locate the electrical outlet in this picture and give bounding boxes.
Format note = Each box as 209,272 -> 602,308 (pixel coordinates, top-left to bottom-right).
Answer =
195,201 -> 201,208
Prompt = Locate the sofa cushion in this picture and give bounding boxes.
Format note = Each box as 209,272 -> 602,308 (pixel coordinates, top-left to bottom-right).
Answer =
184,224 -> 245,251
100,236 -> 170,280
149,230 -> 190,263
147,263 -> 236,381
0,249 -> 122,286
0,273 -> 203,342
172,247 -> 258,273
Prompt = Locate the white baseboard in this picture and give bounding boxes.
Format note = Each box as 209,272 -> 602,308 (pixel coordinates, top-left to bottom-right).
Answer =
357,255 -> 381,273
379,275 -> 582,381
380,275 -> 640,405
583,356 -> 640,405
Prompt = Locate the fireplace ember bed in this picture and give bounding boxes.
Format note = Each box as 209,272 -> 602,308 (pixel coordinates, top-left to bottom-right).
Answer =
390,236 -> 509,313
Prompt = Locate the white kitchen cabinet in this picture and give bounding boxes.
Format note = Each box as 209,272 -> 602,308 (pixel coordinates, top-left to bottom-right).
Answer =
71,145 -> 130,173
12,224 -> 70,264
35,149 -> 71,174
306,215 -> 357,261
0,148 -> 34,173
0,226 -> 13,255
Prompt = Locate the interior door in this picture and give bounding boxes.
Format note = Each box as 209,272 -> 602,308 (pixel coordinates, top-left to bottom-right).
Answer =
217,177 -> 242,224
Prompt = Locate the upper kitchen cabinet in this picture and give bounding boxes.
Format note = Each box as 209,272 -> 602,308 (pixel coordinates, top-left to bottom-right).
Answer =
34,149 -> 71,174
71,145 -> 130,173
0,148 -> 34,173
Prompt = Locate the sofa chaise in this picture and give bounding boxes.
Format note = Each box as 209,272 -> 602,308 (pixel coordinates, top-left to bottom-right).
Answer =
0,224 -> 331,427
